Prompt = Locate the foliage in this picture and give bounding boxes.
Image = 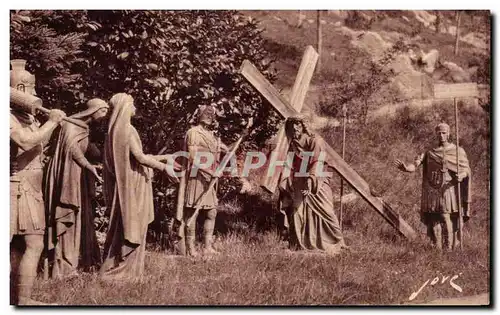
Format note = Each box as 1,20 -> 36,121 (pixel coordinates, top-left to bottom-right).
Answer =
79,10 -> 278,151
470,52 -> 491,86
11,12 -> 490,302
10,10 -> 90,108
344,11 -> 373,30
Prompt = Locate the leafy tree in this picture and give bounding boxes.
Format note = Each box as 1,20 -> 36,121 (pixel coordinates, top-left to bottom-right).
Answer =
80,10 -> 278,153
10,10 -> 90,109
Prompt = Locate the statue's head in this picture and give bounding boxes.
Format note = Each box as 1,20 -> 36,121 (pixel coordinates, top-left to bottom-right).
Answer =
71,98 -> 110,122
10,59 -> 36,95
285,115 -> 312,141
109,93 -> 135,117
198,105 -> 217,127
435,122 -> 450,145
88,99 -> 110,122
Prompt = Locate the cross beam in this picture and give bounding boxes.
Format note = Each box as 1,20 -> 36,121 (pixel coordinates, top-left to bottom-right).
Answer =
261,45 -> 318,193
240,59 -> 416,240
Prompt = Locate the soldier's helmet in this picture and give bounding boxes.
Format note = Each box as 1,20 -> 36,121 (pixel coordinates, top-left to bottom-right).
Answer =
10,59 -> 35,89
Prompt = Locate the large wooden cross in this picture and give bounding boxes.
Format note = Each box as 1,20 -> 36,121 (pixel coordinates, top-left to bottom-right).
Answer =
262,45 -> 319,193
240,47 -> 416,240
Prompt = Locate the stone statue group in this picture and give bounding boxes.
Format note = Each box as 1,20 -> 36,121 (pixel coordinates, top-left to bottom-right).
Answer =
10,59 -> 471,305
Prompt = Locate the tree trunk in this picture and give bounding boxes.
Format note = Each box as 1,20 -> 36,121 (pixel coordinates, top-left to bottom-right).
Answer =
435,11 -> 441,34
316,10 -> 322,74
455,10 -> 461,55
297,10 -> 304,28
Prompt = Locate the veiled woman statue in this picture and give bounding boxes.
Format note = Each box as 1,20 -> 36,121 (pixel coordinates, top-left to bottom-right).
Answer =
44,98 -> 109,279
100,93 -> 179,281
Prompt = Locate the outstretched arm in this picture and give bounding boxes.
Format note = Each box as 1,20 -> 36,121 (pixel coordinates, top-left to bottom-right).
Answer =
129,134 -> 179,183
10,110 -> 66,151
394,153 -> 424,173
86,142 -> 102,163
152,154 -> 182,171
130,136 -> 167,171
394,160 -> 416,172
71,143 -> 103,183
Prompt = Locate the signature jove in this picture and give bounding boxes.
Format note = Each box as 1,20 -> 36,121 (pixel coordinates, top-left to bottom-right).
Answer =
409,273 -> 463,301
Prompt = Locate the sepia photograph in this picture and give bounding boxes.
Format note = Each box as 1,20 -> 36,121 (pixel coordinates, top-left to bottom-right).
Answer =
8,8 -> 491,306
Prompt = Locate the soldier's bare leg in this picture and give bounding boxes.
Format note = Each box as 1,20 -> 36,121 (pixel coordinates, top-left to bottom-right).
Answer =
183,207 -> 198,257
441,213 -> 454,250
10,236 -> 23,304
428,217 -> 443,250
202,208 -> 219,255
16,234 -> 45,305
450,213 -> 460,249
174,221 -> 186,256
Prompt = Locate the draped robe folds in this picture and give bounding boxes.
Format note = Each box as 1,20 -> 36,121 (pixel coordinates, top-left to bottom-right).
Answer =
44,121 -> 101,278
420,143 -> 472,219
279,134 -> 345,255
100,105 -> 154,281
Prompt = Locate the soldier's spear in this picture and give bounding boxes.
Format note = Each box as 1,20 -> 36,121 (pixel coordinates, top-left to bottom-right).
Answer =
454,98 -> 463,250
340,104 -> 347,231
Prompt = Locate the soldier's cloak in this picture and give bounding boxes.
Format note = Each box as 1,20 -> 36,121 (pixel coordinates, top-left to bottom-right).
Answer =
421,143 -> 472,216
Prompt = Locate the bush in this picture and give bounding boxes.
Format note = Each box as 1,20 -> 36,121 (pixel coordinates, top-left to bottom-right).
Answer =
317,39 -> 411,123
10,10 -> 90,109
344,11 -> 373,30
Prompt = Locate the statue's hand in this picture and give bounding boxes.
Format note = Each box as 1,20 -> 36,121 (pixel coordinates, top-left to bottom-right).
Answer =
394,159 -> 409,172
457,171 -> 468,182
301,178 -> 313,197
239,177 -> 252,194
164,163 -> 180,184
89,165 -> 103,184
155,154 -> 172,162
48,109 -> 66,124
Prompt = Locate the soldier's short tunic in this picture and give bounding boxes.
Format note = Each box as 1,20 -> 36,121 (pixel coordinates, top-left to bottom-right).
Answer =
414,143 -> 471,217
184,125 -> 220,209
10,112 -> 45,240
